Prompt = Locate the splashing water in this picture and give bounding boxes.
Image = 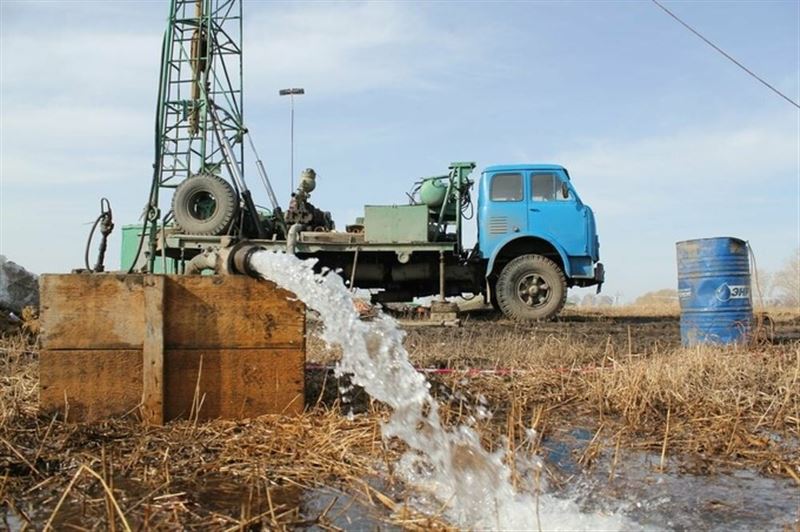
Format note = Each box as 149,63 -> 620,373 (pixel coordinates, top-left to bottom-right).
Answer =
250,251 -> 629,530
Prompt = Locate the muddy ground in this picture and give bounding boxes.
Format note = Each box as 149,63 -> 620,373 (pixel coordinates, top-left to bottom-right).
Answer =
415,305 -> 799,356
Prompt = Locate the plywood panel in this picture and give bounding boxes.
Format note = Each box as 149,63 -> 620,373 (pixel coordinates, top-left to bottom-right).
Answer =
164,276 -> 304,349
40,349 -> 142,421
164,348 -> 305,420
40,275 -> 145,350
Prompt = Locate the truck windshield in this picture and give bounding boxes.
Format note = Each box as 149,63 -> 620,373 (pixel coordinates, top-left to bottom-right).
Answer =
490,173 -> 523,202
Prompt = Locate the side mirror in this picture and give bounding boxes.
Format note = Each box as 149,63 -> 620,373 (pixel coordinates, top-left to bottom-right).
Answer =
561,182 -> 569,199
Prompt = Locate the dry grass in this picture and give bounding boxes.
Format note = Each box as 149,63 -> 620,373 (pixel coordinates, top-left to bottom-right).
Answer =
0,333 -> 450,530
396,310 -> 800,482
2,307 -> 799,528
428,346 -> 800,479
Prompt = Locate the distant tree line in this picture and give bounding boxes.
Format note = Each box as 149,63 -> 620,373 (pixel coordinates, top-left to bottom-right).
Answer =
754,248 -> 799,308
630,248 -> 799,309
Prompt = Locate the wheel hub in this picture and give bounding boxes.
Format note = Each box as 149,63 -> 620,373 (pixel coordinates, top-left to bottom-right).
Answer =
517,274 -> 550,307
188,191 -> 217,221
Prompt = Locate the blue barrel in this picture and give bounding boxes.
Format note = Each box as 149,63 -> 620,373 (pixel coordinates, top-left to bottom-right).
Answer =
676,237 -> 753,346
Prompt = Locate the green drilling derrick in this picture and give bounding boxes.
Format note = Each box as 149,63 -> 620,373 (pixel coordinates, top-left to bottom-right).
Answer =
141,0 -> 246,272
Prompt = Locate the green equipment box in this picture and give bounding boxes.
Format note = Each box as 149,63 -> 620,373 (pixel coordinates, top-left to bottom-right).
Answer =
121,224 -> 178,274
364,204 -> 429,243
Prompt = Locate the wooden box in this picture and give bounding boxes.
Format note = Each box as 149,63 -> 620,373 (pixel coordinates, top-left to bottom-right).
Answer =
39,274 -> 305,424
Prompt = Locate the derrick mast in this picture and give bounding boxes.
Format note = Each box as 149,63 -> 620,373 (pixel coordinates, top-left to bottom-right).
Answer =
142,0 -> 245,271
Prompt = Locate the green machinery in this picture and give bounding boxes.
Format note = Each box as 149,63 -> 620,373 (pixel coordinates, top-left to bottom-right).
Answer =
133,0 -> 283,273
365,162 -> 476,249
127,0 -> 475,276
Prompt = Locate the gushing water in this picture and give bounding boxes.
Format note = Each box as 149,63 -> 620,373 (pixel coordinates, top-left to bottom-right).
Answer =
250,251 -> 628,530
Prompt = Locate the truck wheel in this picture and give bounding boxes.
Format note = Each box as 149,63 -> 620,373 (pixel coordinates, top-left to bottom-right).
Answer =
496,254 -> 566,321
172,174 -> 237,235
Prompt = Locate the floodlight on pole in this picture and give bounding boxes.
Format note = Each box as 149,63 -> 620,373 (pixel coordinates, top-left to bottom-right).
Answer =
278,88 -> 305,193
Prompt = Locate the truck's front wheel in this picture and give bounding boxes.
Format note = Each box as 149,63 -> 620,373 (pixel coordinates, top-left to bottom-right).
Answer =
496,254 -> 566,321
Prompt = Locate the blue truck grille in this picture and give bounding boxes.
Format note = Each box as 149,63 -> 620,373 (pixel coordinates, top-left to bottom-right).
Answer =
488,217 -> 508,234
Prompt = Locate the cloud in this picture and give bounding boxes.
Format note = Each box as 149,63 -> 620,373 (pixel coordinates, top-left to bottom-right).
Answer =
1,31 -> 159,101
551,117 -> 799,217
541,114 -> 799,299
1,13 -> 159,186
1,105 -> 151,185
0,2 -> 486,187
243,2 -> 480,99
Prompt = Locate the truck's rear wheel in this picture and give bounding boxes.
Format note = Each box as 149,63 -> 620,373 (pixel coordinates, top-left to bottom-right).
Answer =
172,174 -> 237,235
496,254 -> 566,321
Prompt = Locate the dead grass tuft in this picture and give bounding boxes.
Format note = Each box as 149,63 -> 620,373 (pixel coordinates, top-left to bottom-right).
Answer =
0,333 -> 448,529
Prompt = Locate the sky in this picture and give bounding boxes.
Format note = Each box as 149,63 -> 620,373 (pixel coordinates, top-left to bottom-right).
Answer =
1,0 -> 798,301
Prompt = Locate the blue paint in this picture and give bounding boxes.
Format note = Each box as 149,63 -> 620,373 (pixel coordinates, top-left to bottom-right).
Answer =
676,237 -> 753,346
477,164 -> 602,286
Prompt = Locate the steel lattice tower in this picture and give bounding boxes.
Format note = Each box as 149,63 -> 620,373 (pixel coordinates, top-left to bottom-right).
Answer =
143,0 -> 244,271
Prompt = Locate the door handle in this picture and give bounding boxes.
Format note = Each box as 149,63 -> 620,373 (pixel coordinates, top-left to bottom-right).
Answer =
529,208 -> 540,212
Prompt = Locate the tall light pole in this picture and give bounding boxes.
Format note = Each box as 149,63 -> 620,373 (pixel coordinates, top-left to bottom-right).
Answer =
278,88 -> 305,193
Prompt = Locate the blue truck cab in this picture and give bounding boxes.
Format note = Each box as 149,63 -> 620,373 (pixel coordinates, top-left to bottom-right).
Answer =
477,164 -> 603,320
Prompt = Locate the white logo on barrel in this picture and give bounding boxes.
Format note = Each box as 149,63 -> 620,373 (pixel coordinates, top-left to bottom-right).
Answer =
715,283 -> 750,302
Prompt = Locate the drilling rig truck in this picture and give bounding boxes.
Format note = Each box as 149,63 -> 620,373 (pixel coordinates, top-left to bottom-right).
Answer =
119,0 -> 604,321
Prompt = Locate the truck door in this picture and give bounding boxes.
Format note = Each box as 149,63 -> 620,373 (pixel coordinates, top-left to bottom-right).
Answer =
479,171 -> 527,256
527,171 -> 587,256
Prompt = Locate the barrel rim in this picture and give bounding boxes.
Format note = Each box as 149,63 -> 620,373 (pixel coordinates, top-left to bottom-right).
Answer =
675,236 -> 747,247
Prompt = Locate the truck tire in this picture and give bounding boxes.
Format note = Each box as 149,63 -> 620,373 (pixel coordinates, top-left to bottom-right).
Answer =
172,174 -> 237,235
495,254 -> 566,321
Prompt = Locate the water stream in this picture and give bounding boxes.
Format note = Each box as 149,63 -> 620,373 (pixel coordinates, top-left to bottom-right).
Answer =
249,251 -> 629,530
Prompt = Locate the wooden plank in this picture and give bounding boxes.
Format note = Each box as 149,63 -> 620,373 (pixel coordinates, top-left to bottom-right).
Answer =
40,274 -> 144,350
164,348 -> 305,420
164,276 -> 304,349
39,273 -> 307,423
40,349 -> 142,422
142,276 -> 165,425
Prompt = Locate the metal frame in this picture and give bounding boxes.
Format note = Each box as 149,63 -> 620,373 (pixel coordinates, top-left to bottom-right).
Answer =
145,0 -> 245,271
165,234 -> 457,257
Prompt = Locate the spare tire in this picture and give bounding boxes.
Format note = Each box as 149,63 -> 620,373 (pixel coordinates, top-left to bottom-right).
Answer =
172,174 -> 237,235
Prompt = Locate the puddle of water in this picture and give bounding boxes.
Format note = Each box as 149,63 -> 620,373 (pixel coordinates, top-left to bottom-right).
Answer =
251,251 -> 800,531
540,426 -> 800,531
593,456 -> 798,531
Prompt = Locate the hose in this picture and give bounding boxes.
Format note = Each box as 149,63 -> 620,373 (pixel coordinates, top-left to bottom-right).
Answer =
461,189 -> 474,220
84,198 -> 113,273
128,27 -> 171,273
